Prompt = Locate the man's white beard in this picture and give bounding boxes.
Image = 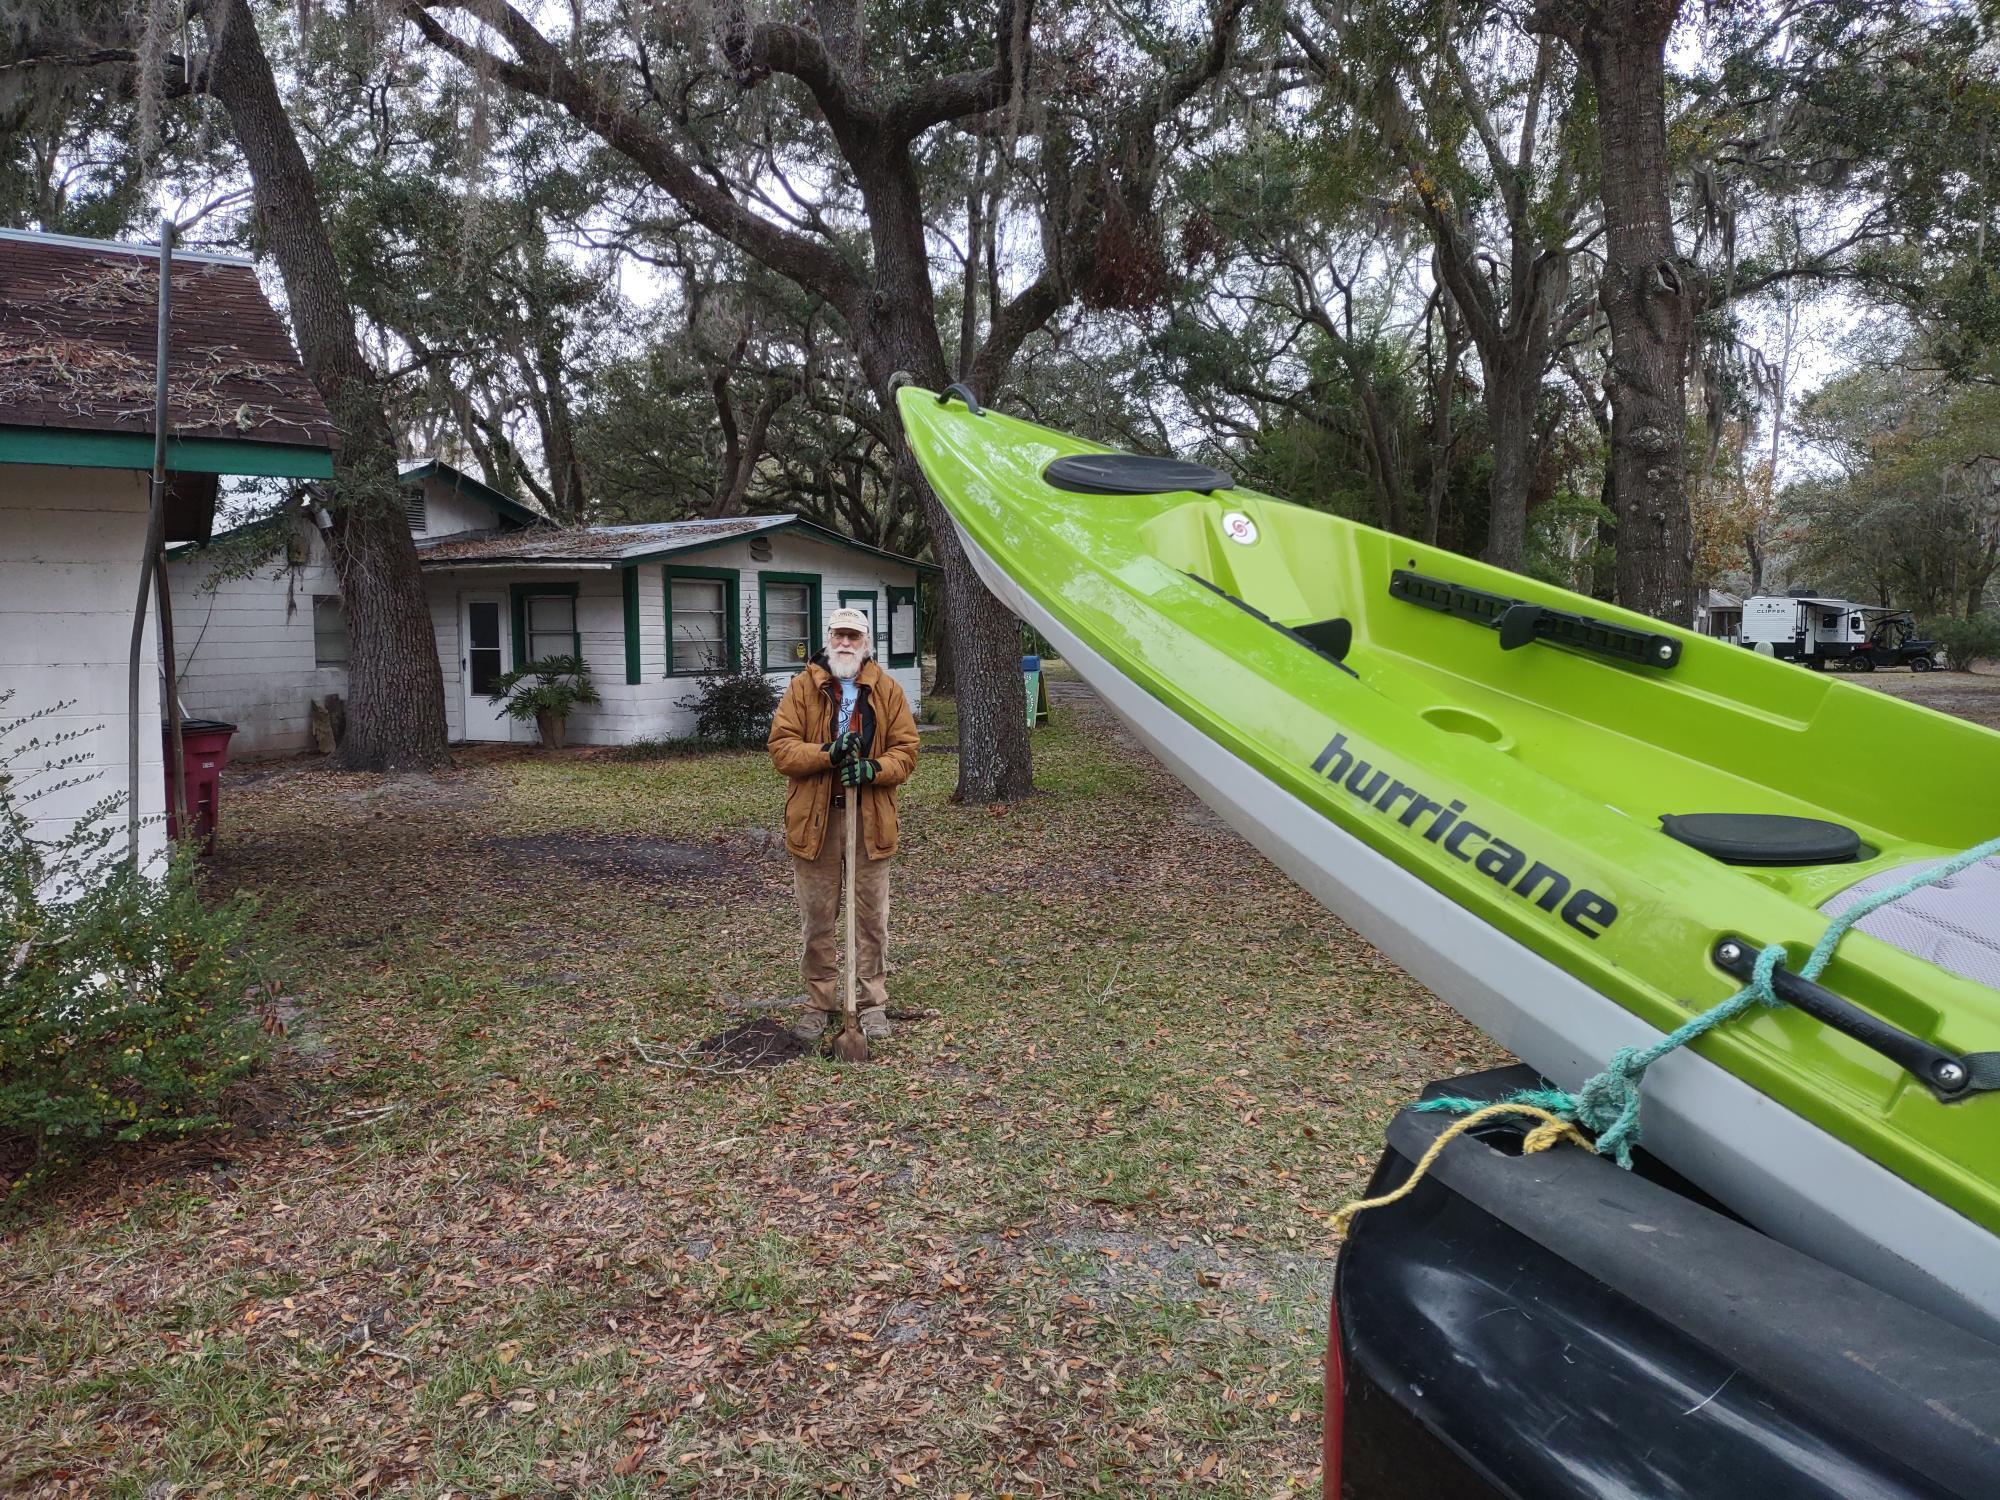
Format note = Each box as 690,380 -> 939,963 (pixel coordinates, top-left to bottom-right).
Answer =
829,646 -> 864,680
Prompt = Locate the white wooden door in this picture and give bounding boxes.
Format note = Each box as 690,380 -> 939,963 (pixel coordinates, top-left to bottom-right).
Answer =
460,593 -> 514,741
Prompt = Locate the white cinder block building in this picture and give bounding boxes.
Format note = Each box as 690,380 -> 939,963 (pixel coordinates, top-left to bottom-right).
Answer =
0,228 -> 334,866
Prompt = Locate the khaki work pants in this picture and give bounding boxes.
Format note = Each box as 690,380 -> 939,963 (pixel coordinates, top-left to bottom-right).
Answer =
794,798 -> 892,1013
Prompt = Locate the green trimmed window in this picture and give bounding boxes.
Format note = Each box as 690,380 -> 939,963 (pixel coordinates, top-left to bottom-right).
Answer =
887,584 -> 920,669
759,573 -> 821,671
510,582 -> 581,667
526,595 -> 576,661
665,566 -> 740,675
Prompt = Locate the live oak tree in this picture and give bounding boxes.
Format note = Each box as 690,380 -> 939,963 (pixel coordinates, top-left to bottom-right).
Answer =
1288,0 -> 1599,572
1787,355 -> 2000,621
3,0 -> 453,770
206,0 -> 454,769
293,32 -> 621,522
402,0 -> 1251,803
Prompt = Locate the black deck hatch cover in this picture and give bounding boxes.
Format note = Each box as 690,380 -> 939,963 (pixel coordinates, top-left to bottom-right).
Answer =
1043,453 -> 1234,496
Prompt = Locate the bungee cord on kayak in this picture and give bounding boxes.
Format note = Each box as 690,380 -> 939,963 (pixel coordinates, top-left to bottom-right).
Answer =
1402,833 -> 2000,1177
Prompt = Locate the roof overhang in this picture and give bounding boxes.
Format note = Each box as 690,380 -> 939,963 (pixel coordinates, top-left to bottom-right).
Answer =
612,516 -> 942,574
420,559 -> 620,572
411,513 -> 941,574
0,425 -> 335,479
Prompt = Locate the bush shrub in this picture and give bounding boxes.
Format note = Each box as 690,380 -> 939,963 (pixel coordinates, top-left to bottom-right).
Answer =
677,658 -> 782,748
1919,614 -> 2000,670
1,693 -> 264,1195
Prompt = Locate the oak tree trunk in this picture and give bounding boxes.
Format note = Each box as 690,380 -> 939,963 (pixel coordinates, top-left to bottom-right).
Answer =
1593,468 -> 1620,600
1481,349 -> 1538,573
1539,0 -> 1693,624
848,146 -> 1031,800
533,333 -> 588,522
206,0 -> 449,770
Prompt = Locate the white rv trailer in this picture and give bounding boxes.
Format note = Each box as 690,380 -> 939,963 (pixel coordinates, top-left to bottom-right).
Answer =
1741,595 -> 1874,666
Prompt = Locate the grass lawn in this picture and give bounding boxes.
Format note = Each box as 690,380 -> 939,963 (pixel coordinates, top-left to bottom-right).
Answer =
2,673 -> 1497,1498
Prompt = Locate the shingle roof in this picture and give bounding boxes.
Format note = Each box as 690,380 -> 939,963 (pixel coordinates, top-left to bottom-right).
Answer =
0,229 -> 334,450
414,513 -> 938,574
415,515 -> 790,565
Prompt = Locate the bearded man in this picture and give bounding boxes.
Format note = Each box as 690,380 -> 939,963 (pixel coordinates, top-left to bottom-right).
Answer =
767,606 -> 921,1042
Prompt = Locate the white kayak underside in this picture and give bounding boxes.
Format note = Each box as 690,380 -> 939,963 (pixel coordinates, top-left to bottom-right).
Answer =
955,523 -> 2000,1342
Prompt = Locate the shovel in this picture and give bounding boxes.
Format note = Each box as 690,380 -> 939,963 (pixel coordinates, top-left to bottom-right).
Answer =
830,791 -> 869,1063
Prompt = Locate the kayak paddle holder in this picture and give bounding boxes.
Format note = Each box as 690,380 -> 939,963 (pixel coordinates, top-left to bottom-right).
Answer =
1713,937 -> 2000,1102
1390,569 -> 1682,669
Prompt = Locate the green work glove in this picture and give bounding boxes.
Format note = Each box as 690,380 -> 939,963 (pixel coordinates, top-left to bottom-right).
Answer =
823,730 -> 861,766
840,756 -> 878,788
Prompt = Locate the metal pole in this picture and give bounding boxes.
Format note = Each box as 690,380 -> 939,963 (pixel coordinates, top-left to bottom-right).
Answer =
128,218 -> 175,869
156,551 -> 188,838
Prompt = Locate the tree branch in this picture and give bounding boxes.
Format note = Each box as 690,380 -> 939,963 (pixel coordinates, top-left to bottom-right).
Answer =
884,0 -> 1030,140
720,12 -> 876,132
405,1 -> 863,313
969,269 -> 1063,395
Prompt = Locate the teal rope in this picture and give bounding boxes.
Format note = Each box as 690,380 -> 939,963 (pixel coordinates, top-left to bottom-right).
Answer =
1417,833 -> 2000,1169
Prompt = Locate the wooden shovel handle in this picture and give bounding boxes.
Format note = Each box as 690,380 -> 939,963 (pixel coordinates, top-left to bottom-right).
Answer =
843,793 -> 858,1023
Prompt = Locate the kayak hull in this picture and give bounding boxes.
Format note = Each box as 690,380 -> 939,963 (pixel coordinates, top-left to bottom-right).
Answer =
901,384 -> 2000,1337
953,519 -> 2000,1339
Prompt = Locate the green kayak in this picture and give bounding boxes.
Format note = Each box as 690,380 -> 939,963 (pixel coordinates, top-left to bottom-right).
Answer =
898,384 -> 2000,1338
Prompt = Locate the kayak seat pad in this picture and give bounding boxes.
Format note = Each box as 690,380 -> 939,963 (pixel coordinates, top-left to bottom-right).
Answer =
1823,855 -> 2000,992
1044,453 -> 1234,495
1660,812 -> 1862,866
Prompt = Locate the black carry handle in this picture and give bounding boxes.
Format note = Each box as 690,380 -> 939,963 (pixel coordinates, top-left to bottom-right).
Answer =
1713,937 -> 2000,1102
937,382 -> 985,415
1390,569 -> 1682,669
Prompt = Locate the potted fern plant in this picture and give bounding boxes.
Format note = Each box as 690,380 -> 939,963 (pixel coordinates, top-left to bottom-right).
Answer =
485,653 -> 599,750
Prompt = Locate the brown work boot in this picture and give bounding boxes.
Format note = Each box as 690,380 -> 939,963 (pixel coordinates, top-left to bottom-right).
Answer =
789,1009 -> 832,1043
858,1006 -> 890,1040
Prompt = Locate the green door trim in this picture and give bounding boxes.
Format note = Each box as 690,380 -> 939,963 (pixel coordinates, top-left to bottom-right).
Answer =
621,567 -> 643,684
886,583 -> 920,669
838,587 -> 882,660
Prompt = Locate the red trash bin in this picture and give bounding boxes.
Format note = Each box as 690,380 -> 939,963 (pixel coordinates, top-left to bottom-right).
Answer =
166,719 -> 237,855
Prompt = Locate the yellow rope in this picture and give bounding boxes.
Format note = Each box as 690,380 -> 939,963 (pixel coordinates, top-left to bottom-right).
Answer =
1330,1103 -> 1597,1235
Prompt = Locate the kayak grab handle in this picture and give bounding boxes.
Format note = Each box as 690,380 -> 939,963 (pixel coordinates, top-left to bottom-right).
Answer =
1390,569 -> 1682,669
937,382 -> 985,415
1713,936 -> 2000,1101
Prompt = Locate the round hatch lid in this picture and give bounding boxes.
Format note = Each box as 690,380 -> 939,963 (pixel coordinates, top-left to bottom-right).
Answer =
1043,453 -> 1234,496
1660,812 -> 1862,866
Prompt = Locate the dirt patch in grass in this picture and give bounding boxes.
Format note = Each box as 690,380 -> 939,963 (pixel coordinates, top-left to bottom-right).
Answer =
334,769 -> 498,814
482,831 -> 743,882
683,1016 -> 815,1070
